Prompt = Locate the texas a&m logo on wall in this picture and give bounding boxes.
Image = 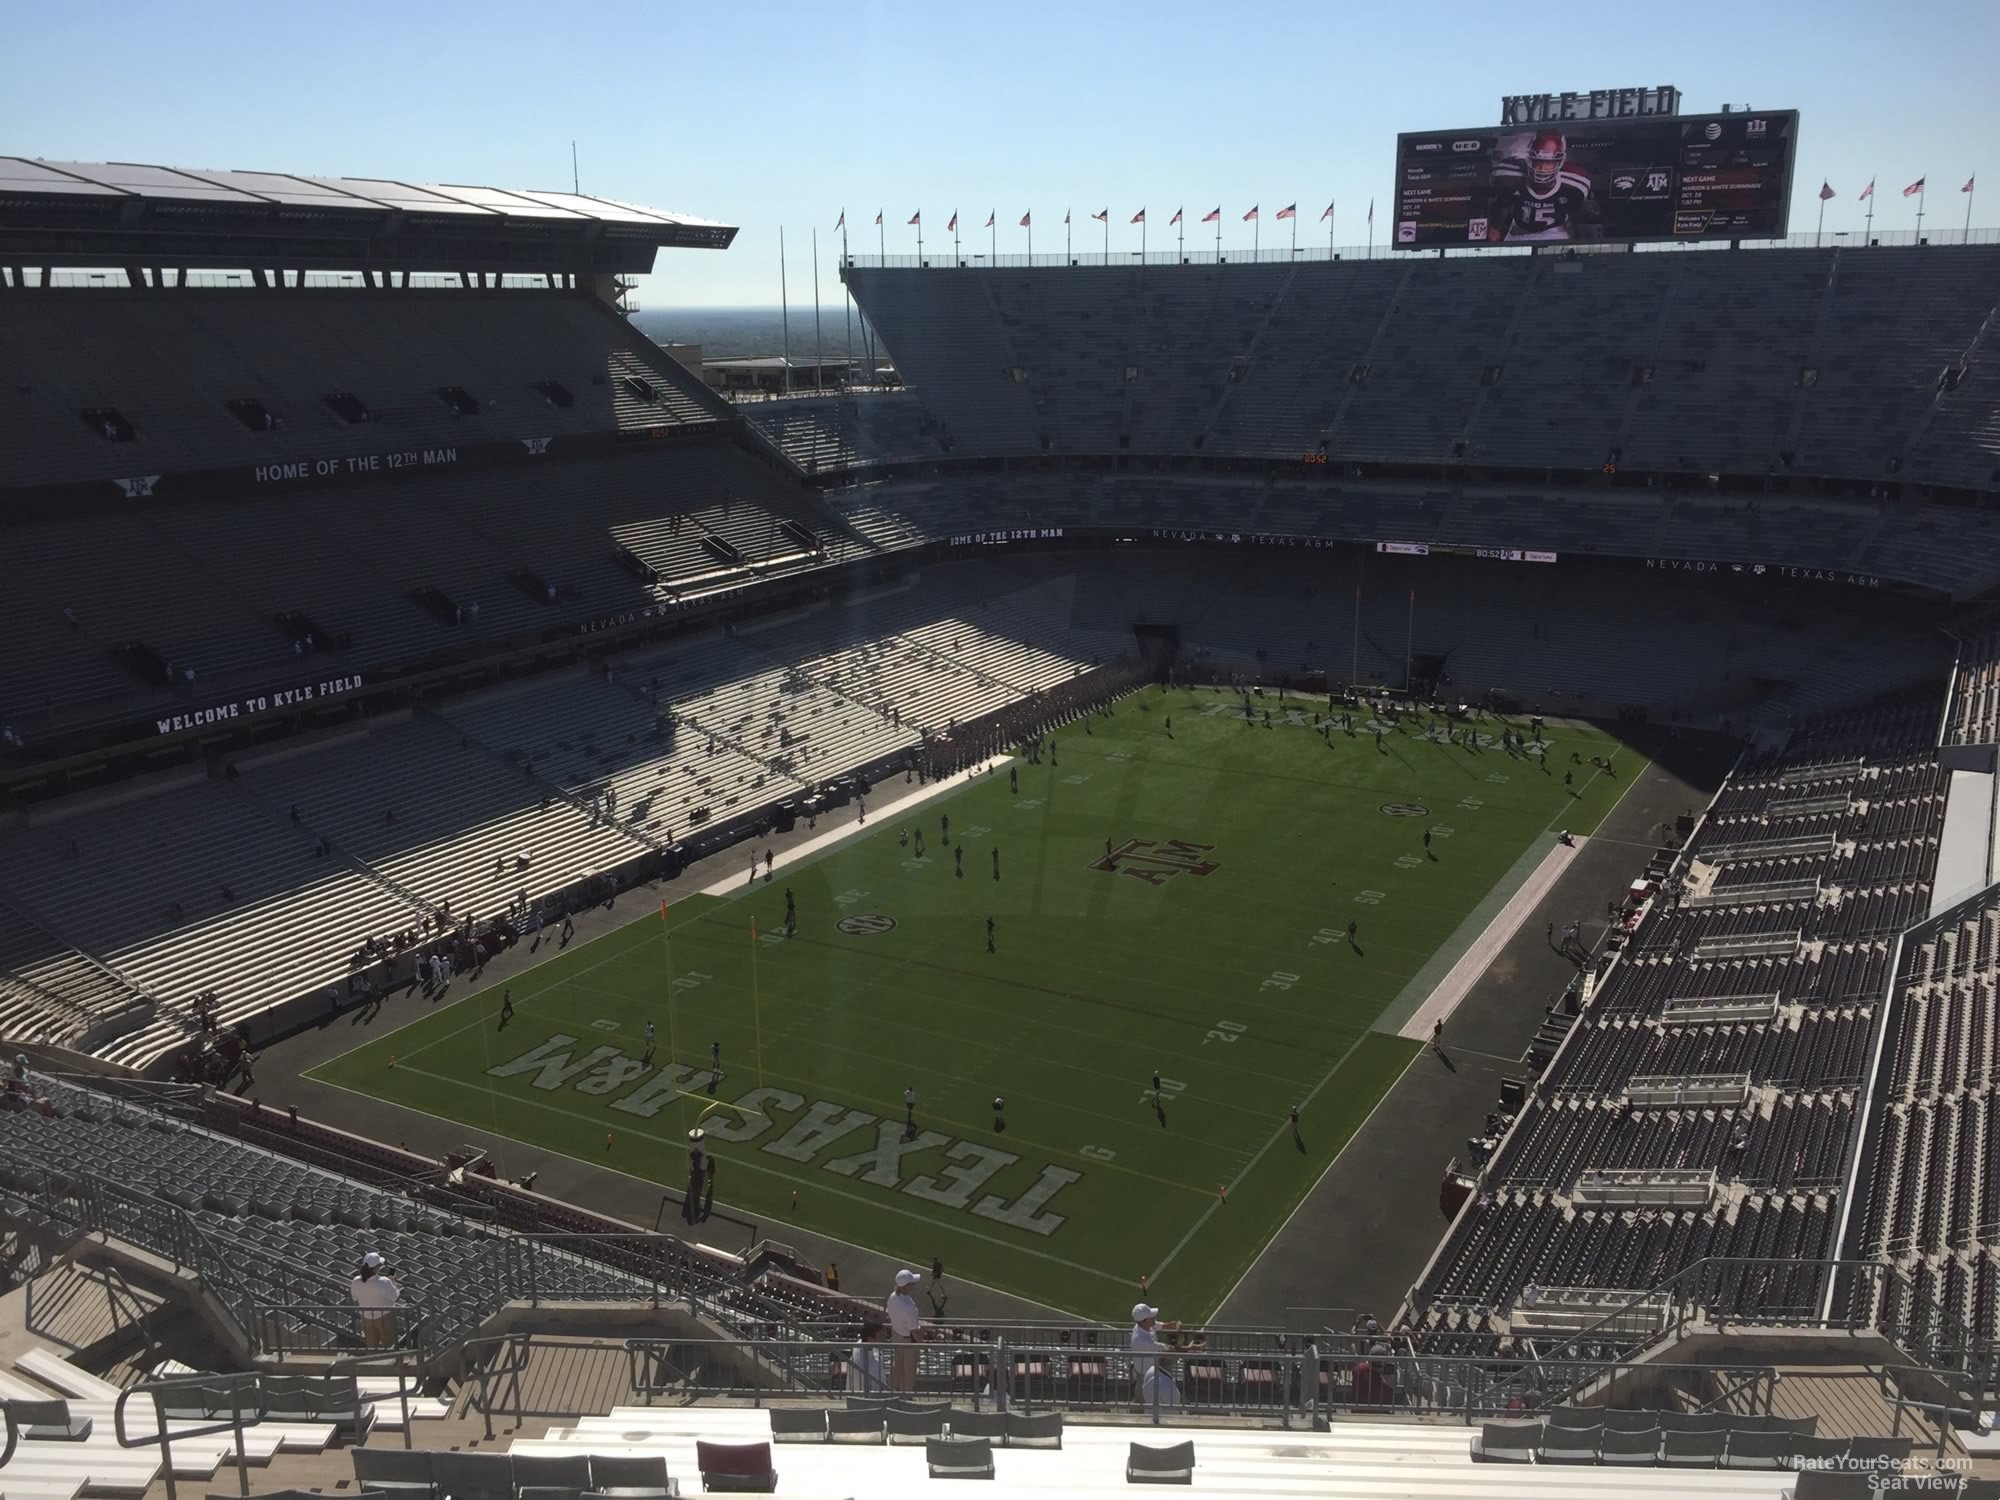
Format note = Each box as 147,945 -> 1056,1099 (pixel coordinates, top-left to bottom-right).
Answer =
1091,838 -> 1221,887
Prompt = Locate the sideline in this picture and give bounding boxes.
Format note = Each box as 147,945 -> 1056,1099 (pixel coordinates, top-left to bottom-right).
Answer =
1392,837 -> 1583,1042
698,757 -> 1016,897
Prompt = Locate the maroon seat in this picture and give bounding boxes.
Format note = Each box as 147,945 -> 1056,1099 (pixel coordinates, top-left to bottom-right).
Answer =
694,1440 -> 776,1493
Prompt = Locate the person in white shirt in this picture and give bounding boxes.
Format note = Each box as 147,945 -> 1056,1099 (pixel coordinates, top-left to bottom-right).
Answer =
846,1319 -> 891,1393
1130,1302 -> 1183,1409
885,1268 -> 924,1391
350,1252 -> 401,1348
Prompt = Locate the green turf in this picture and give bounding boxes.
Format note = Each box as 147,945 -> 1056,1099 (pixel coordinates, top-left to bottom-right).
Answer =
310,688 -> 1642,1321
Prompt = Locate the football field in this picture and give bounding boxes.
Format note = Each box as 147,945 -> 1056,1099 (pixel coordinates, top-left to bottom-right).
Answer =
311,687 -> 1641,1321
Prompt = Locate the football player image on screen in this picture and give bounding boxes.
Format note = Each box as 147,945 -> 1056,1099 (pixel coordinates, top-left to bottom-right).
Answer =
1486,130 -> 1602,243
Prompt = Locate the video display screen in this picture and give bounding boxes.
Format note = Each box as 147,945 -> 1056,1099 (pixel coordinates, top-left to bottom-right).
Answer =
1392,111 -> 1797,248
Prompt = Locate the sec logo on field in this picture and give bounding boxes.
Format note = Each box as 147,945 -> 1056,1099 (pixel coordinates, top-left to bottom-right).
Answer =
1379,803 -> 1430,818
836,913 -> 897,936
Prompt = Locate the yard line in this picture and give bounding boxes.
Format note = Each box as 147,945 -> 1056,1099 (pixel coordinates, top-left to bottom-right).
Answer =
1144,1024 -> 1378,1290
324,1065 -> 1137,1294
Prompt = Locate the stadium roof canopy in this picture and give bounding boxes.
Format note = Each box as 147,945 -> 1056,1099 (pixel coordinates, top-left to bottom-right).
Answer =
0,158 -> 736,275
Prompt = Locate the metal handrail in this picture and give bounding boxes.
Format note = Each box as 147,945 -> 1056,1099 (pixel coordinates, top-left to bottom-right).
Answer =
113,1370 -> 261,1500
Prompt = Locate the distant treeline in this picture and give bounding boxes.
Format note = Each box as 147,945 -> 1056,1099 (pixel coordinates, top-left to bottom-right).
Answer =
631,306 -> 870,360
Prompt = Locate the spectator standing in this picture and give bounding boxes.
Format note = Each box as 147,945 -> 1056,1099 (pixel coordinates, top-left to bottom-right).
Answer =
886,1269 -> 924,1391
350,1252 -> 400,1348
1129,1303 -> 1183,1409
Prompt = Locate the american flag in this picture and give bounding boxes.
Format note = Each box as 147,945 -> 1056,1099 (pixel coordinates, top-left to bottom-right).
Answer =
1242,205 -> 1258,221
1320,202 -> 1334,221
908,210 -> 921,224
1903,177 -> 1925,197
946,212 -> 957,232
1200,207 -> 1220,223
1020,211 -> 1032,226
984,211 -> 995,228
1131,208 -> 1146,224
1170,208 -> 1182,225
1091,208 -> 1108,222
1858,180 -> 1874,201
1275,204 -> 1296,220
835,210 -> 845,229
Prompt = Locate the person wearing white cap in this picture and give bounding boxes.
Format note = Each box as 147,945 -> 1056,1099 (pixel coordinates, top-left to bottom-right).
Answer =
886,1269 -> 925,1391
350,1252 -> 400,1348
1130,1302 -> 1183,1409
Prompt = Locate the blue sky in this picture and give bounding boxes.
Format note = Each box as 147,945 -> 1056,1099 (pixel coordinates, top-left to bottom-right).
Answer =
2,0 -> 1994,306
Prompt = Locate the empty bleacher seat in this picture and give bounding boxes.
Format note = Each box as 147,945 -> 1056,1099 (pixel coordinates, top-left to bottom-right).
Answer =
694,1439 -> 776,1493
924,1435 -> 995,1480
1125,1439 -> 1196,1484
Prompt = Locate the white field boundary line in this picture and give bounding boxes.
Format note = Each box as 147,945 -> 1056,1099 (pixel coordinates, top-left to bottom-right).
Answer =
698,757 -> 1014,897
1186,750 -> 1659,1307
1394,838 -> 1583,1042
1211,1036 -> 1431,1322
310,1065 -> 1127,1297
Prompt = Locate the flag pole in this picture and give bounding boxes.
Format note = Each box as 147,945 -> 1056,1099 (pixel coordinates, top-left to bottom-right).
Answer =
917,215 -> 923,263
990,214 -> 996,262
1214,214 -> 1221,261
1329,201 -> 1336,256
1816,194 -> 1825,248
1102,213 -> 1109,266
1254,212 -> 1260,258
1967,180 -> 1977,242
778,226 -> 791,398
1066,212 -> 1071,263
878,211 -> 884,263
812,227 -> 824,394
842,217 -> 853,385
1290,213 -> 1296,256
1027,215 -> 1033,260
1141,215 -> 1147,261
1177,212 -> 1184,261
1864,186 -> 1874,243
1915,183 -> 1926,240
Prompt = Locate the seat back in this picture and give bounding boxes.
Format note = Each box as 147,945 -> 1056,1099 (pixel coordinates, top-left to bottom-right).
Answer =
1723,1429 -> 1800,1469
825,1408 -> 886,1443
1598,1426 -> 1661,1462
947,1408 -> 1006,1439
886,1407 -> 945,1443
1661,1428 -> 1726,1466
355,1447 -> 437,1486
1598,1409 -> 1665,1432
1540,1423 -> 1602,1462
1791,1434 -> 1853,1468
433,1450 -> 515,1498
513,1454 -> 592,1488
587,1455 -> 670,1492
767,1407 -> 827,1442
1476,1421 -> 1542,1463
1126,1440 -> 1196,1484
1004,1411 -> 1062,1449
1844,1435 -> 1914,1470
925,1435 -> 994,1478
1547,1406 -> 1602,1430
695,1440 -> 776,1494
1791,1472 -> 1890,1500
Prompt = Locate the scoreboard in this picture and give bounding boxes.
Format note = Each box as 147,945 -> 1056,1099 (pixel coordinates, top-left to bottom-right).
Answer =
1392,111 -> 1798,249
